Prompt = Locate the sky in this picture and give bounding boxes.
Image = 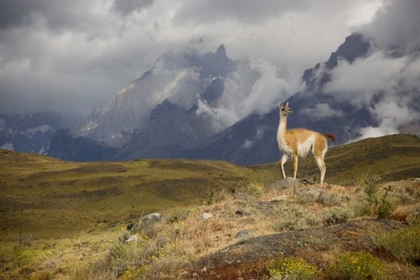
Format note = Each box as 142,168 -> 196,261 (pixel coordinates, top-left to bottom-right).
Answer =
0,0 -> 386,117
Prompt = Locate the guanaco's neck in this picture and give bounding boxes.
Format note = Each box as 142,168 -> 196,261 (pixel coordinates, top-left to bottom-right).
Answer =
277,115 -> 288,143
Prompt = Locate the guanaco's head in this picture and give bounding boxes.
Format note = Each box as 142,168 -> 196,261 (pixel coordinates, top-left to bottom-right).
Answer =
279,102 -> 292,117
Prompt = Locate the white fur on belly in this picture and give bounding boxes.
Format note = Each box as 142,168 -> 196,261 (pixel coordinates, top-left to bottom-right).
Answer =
297,135 -> 315,158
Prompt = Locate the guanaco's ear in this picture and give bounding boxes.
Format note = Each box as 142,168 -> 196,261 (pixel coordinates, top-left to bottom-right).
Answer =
279,103 -> 282,109
286,102 -> 289,107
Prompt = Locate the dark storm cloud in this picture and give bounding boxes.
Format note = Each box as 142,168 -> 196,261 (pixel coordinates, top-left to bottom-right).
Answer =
0,0 -> 390,118
0,0 -> 40,29
0,0 -> 116,37
360,0 -> 420,54
112,0 -> 155,16
175,0 -> 312,23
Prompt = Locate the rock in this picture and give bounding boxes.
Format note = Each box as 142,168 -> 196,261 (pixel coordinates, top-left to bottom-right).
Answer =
141,212 -> 161,224
306,189 -> 325,199
268,178 -> 302,190
235,230 -> 255,239
203,213 -> 213,220
125,235 -> 139,243
270,194 -> 288,202
235,210 -> 250,216
235,192 -> 254,201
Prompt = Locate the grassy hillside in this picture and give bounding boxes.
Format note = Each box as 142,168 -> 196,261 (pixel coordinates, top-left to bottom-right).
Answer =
0,134 -> 420,279
251,134 -> 420,185
1,134 -> 419,242
0,151 -> 254,241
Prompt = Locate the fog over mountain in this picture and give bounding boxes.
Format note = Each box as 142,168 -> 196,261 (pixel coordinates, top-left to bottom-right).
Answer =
326,0 -> 420,139
1,0 -> 382,117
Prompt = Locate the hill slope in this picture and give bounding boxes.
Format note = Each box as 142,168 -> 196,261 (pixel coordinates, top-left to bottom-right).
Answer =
0,151 -> 253,241
251,134 -> 420,185
1,134 -> 420,279
1,134 -> 419,241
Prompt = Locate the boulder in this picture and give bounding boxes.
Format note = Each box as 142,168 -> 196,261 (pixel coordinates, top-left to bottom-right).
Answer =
125,235 -> 139,243
235,230 -> 255,239
141,212 -> 161,224
203,213 -> 213,220
268,178 -> 302,190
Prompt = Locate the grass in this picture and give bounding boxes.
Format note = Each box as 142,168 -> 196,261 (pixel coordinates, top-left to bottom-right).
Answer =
0,151 -> 255,241
376,225 -> 420,264
251,134 -> 420,185
0,134 -> 420,279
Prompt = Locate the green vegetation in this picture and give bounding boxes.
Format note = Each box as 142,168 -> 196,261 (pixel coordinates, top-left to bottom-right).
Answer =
326,251 -> 386,279
323,207 -> 354,225
0,150 -> 254,241
353,177 -> 397,219
376,225 -> 420,264
267,257 -> 321,280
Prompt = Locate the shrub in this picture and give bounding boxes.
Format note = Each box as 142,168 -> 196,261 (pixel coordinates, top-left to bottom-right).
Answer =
354,178 -> 396,219
317,192 -> 341,207
323,207 -> 354,225
122,265 -> 147,280
272,204 -> 320,231
268,257 -> 320,280
166,208 -> 192,223
406,203 -> 420,225
16,249 -> 53,267
376,225 -> 420,264
245,182 -> 265,197
326,251 -> 386,280
391,203 -> 420,224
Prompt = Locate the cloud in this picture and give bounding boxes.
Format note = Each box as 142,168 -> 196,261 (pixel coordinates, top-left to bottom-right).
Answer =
323,0 -> 420,140
0,0 -> 385,117
358,0 -> 420,55
301,103 -> 342,120
174,0 -> 312,24
324,50 -> 420,140
242,139 -> 254,149
356,99 -> 419,140
112,0 -> 154,16
324,51 -> 408,108
195,99 -> 240,133
241,59 -> 302,116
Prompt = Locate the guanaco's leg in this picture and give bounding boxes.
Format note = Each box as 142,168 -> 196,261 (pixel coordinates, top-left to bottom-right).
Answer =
292,153 -> 298,179
279,154 -> 289,179
315,156 -> 326,184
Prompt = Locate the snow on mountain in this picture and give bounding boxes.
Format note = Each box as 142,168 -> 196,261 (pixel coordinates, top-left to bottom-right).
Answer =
0,143 -> 14,151
51,43 -> 287,161
0,111 -> 65,155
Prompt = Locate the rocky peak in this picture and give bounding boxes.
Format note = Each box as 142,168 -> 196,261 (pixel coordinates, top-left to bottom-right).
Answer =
302,33 -> 371,87
200,44 -> 237,79
149,99 -> 179,120
215,44 -> 228,59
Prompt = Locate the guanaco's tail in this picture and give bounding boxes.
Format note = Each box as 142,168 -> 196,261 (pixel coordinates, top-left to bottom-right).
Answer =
323,133 -> 336,143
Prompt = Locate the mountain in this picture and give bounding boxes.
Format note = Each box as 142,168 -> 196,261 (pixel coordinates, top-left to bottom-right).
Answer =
48,34 -> 420,164
0,111 -> 66,155
49,43 -> 260,161
188,33 -> 420,165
